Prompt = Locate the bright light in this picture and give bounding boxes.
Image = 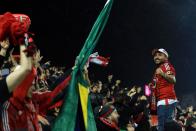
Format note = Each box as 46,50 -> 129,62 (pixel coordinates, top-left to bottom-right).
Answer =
145,85 -> 151,96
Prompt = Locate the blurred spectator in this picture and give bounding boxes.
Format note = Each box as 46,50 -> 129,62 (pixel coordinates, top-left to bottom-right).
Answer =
94,104 -> 120,131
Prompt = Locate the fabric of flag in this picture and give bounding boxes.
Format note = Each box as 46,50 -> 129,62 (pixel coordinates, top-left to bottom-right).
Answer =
52,0 -> 113,131
88,52 -> 110,67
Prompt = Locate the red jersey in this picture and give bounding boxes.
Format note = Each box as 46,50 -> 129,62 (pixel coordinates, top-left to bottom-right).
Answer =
153,61 -> 177,101
0,68 -> 71,131
0,68 -> 40,131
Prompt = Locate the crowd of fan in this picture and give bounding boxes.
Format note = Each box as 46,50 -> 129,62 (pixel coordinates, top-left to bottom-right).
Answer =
89,75 -> 196,131
0,42 -> 195,131
0,39 -> 71,130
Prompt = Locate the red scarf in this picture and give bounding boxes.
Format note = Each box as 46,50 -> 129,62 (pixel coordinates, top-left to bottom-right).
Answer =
99,117 -> 120,131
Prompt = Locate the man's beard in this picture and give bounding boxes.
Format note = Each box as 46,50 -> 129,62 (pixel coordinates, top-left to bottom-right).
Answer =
112,117 -> 119,125
155,59 -> 164,65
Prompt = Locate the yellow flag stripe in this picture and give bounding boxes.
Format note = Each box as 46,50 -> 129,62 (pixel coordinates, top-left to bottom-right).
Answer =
78,83 -> 89,130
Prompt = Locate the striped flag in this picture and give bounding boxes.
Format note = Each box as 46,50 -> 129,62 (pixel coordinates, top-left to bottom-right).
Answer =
87,52 -> 110,67
52,0 -> 113,131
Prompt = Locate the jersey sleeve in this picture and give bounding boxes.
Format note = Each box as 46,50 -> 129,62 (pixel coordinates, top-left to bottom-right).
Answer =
161,62 -> 176,76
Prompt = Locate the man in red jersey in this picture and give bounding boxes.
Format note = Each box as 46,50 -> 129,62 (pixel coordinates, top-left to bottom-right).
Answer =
151,48 -> 178,131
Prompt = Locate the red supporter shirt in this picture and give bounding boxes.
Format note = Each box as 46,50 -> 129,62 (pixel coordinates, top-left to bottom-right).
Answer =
0,67 -> 40,131
153,61 -> 177,101
0,69 -> 71,131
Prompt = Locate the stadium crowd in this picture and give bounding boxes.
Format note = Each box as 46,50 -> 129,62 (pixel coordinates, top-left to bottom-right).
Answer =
0,12 -> 195,131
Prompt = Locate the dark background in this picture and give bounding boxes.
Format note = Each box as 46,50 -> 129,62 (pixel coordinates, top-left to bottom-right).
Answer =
0,0 -> 196,107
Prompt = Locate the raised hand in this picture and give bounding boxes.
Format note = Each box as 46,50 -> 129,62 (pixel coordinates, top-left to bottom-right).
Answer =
37,115 -> 50,125
33,49 -> 43,68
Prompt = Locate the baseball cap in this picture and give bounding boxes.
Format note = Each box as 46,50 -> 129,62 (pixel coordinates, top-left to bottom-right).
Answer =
152,48 -> 169,58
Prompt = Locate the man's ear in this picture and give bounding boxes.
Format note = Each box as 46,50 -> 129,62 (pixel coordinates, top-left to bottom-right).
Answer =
164,56 -> 168,61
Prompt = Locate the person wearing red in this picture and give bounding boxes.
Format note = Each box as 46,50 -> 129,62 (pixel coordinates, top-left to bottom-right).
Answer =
0,48 -> 71,131
150,48 -> 178,131
95,104 -> 120,131
0,12 -> 34,108
0,16 -> 70,129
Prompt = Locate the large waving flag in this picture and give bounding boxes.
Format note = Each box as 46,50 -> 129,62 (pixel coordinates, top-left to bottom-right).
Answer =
52,0 -> 113,131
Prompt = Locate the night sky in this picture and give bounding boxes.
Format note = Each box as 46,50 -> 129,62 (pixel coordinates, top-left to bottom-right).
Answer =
0,0 -> 196,107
